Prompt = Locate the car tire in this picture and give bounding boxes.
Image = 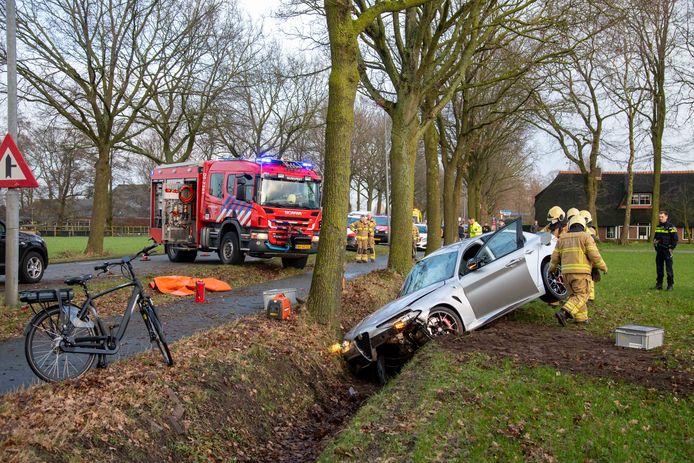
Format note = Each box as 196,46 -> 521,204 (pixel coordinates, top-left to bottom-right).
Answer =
281,256 -> 308,269
19,250 -> 45,284
425,306 -> 463,337
165,244 -> 197,263
539,260 -> 568,303
218,232 -> 245,265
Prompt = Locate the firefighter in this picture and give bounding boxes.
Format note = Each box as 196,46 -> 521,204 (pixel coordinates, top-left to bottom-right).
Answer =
350,215 -> 370,262
653,210 -> 678,290
412,222 -> 420,260
579,210 -> 599,302
566,207 -> 580,222
550,214 -> 608,326
540,206 -> 566,238
366,213 -> 377,262
468,217 -> 483,238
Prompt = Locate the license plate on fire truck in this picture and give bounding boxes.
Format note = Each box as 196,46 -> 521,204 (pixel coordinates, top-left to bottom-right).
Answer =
295,244 -> 311,250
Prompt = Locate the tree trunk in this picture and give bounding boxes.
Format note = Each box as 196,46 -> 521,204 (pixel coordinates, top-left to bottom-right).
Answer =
387,94 -> 420,274
620,112 -> 637,245
356,184 -> 361,210
650,93 -> 665,240
467,176 -> 481,224
85,144 -> 111,254
423,117 -> 441,254
442,166 -> 459,244
376,189 -> 382,215
306,0 -> 357,331
583,172 -> 598,227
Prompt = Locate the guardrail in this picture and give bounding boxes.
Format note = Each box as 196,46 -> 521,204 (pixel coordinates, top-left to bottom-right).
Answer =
27,226 -> 150,237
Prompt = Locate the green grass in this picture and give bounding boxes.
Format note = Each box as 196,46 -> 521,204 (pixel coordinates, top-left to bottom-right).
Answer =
598,241 -> 694,251
43,236 -> 150,263
320,351 -> 694,462
510,250 -> 694,363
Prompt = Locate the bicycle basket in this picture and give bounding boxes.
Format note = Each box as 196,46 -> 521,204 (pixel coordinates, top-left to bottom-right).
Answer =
19,289 -> 74,303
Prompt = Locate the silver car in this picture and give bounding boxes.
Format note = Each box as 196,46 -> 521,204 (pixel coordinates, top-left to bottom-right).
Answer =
341,219 -> 566,381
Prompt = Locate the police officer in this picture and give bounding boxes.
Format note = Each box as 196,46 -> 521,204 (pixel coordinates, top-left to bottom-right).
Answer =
350,215 -> 370,262
468,217 -> 483,238
366,213 -> 377,262
550,214 -> 608,325
653,210 -> 678,290
541,206 -> 566,238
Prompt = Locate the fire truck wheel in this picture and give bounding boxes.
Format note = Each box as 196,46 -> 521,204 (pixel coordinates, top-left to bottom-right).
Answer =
165,245 -> 197,263
281,256 -> 308,269
219,232 -> 245,265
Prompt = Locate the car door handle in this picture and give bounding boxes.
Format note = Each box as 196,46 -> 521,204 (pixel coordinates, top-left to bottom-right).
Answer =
505,258 -> 524,268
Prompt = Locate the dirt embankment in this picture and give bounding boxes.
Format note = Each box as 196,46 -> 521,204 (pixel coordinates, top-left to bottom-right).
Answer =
0,270 -> 404,463
440,319 -> 693,396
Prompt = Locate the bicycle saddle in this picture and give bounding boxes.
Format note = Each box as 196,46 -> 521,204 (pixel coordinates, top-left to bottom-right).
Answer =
64,274 -> 93,286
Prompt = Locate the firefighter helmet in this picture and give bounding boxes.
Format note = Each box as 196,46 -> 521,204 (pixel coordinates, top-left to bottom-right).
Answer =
566,207 -> 580,220
579,210 -> 592,224
568,214 -> 586,230
546,206 -> 565,224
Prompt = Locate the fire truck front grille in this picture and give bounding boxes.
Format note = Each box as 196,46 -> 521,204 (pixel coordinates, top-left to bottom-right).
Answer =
274,216 -> 310,227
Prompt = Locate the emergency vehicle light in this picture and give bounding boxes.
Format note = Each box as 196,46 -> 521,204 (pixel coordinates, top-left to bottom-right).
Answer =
301,162 -> 313,168
256,156 -> 277,164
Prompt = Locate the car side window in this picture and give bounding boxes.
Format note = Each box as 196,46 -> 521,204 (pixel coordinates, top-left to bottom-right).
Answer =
209,173 -> 224,198
476,223 -> 522,263
226,175 -> 236,196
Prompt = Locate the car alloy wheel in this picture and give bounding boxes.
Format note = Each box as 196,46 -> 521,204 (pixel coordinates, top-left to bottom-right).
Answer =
425,307 -> 461,337
26,256 -> 43,280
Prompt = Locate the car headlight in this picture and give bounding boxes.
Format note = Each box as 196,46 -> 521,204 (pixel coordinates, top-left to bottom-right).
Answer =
329,340 -> 352,354
251,232 -> 268,240
312,235 -> 320,243
393,310 -> 421,332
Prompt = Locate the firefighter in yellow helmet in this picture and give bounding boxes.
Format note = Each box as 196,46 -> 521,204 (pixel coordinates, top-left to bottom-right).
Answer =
350,215 -> 370,262
566,208 -> 580,222
579,210 -> 599,303
549,214 -> 608,325
366,213 -> 377,262
541,206 -> 566,238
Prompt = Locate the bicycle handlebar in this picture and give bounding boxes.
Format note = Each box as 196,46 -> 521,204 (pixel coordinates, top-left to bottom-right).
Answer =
93,243 -> 160,272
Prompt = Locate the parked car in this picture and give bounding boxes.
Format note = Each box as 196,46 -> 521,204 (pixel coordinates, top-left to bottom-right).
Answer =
373,215 -> 390,243
415,223 -> 427,250
346,216 -> 358,251
0,220 -> 48,283
340,219 -> 566,383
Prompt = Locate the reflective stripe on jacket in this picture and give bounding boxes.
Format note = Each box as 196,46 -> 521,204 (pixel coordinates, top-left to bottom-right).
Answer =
350,221 -> 370,238
549,231 -> 607,274
654,221 -> 678,249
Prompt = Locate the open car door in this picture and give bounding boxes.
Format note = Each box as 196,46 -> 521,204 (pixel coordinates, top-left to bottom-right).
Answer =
461,219 -> 540,323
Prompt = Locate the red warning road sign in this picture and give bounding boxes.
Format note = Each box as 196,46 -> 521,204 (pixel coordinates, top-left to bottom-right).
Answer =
0,134 -> 38,188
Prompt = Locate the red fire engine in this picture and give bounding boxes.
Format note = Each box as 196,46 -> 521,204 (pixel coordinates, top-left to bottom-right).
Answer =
150,157 -> 322,269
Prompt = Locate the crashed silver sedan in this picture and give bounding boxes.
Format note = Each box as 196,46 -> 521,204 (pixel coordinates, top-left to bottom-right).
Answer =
341,219 -> 566,381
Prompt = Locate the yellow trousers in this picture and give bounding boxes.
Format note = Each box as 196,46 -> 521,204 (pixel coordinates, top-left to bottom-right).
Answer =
367,236 -> 376,261
356,236 -> 368,261
563,273 -> 591,321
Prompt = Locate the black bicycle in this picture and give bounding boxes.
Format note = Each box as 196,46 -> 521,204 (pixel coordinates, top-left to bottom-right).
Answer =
22,243 -> 173,382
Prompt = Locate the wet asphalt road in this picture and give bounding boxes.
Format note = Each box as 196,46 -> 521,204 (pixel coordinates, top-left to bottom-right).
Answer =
0,254 -> 389,395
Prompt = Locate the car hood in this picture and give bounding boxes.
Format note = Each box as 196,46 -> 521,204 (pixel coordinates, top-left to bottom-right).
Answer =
19,231 -> 44,244
345,281 -> 445,339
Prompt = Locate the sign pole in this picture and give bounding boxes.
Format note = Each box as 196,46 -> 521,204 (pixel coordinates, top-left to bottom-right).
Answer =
6,0 -> 19,306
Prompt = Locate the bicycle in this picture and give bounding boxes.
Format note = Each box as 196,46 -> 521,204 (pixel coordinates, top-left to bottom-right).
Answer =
22,243 -> 173,382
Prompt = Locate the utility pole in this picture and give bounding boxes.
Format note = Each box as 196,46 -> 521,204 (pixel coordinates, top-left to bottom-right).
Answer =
5,0 -> 19,306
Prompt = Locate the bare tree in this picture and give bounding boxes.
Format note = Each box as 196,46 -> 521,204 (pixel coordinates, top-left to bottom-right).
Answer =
14,0 -> 212,254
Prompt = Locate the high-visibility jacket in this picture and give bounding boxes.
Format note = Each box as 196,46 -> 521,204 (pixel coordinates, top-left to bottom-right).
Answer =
469,221 -> 483,238
549,231 -> 607,274
654,221 -> 678,250
350,220 -> 370,238
541,222 -> 566,238
412,224 -> 420,242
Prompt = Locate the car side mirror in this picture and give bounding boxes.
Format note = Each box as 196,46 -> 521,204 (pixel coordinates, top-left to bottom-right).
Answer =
466,257 -> 480,272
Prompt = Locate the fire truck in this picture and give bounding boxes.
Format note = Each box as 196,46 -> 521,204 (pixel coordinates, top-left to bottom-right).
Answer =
150,157 -> 322,269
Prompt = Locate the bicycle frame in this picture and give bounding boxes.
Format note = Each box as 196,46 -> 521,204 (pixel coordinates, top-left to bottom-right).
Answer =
60,262 -> 147,356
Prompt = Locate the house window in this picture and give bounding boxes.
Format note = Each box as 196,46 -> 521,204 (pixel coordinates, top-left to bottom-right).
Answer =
606,226 -> 622,239
637,224 -> 650,240
630,193 -> 652,205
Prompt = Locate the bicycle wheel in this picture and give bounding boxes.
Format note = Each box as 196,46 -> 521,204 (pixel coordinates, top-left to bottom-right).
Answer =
141,302 -> 173,366
25,305 -> 97,382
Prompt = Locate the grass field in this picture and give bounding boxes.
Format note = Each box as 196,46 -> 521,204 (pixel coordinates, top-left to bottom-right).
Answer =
43,236 -> 151,263
320,351 -> 693,462
510,248 -> 694,364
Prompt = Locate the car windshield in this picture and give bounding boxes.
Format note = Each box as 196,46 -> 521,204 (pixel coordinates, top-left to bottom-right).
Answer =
259,179 -> 320,209
416,224 -> 427,233
401,251 -> 458,296
347,216 -> 359,225
375,216 -> 389,226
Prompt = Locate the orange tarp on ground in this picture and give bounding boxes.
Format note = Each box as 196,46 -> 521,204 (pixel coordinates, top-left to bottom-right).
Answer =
150,276 -> 232,296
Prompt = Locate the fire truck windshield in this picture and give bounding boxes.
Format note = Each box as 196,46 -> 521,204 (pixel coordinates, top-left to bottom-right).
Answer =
259,178 -> 321,209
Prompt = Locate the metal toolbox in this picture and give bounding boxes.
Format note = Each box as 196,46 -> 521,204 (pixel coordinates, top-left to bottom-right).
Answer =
615,325 -> 664,350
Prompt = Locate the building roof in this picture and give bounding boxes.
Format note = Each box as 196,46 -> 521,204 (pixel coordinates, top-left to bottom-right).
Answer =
534,171 -> 694,227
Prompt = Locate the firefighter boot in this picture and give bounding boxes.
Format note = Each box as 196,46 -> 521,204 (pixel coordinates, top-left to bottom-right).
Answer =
555,309 -> 570,327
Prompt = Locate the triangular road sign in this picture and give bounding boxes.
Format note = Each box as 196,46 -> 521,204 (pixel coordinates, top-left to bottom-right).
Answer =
0,134 -> 38,188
